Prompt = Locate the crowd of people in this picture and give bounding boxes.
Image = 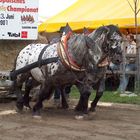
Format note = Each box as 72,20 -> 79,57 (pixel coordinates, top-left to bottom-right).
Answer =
118,34 -> 137,96
110,34 -> 137,97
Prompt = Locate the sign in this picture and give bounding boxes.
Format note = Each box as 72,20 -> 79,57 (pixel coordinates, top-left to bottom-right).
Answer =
0,0 -> 38,40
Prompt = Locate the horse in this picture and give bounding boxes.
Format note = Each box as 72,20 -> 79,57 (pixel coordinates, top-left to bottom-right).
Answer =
9,25 -> 73,110
10,24 -> 122,118
19,25 -> 123,114
75,25 -> 123,114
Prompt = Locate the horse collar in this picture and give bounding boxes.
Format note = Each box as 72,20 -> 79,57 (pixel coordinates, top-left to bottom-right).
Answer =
97,54 -> 110,67
58,33 -> 85,71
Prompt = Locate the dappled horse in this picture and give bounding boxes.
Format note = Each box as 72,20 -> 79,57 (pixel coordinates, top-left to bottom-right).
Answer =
75,25 -> 123,113
10,29 -> 103,117
10,25 -> 122,117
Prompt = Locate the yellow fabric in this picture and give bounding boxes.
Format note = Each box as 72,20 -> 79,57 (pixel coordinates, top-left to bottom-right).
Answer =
38,0 -> 140,32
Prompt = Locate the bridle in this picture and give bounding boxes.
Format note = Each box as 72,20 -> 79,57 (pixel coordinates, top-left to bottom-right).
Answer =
96,28 -> 122,67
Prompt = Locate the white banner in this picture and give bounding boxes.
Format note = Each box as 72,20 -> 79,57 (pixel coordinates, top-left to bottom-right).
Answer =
0,0 -> 39,40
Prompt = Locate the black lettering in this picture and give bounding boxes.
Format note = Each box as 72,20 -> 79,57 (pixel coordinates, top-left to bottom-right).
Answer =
8,32 -> 20,37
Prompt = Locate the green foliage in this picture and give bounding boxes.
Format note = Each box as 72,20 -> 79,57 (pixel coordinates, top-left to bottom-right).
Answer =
70,86 -> 140,105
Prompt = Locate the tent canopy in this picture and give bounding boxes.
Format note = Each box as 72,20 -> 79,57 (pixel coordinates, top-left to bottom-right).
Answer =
38,0 -> 140,32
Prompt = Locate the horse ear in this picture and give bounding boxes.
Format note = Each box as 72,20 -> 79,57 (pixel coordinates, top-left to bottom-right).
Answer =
62,23 -> 72,35
85,36 -> 95,48
83,27 -> 90,35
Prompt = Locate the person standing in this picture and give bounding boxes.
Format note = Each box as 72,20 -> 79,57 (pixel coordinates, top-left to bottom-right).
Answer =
118,34 -> 137,96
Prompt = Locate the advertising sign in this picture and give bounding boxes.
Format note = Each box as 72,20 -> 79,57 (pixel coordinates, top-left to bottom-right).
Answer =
0,0 -> 39,40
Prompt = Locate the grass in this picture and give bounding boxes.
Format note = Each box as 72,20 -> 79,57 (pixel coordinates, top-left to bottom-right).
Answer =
70,86 -> 140,105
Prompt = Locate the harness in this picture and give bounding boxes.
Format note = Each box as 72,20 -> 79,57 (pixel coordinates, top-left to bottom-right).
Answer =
57,32 -> 85,72
10,44 -> 59,81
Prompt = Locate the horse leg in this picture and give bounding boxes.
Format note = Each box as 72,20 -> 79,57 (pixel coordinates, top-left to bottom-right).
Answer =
64,84 -> 72,102
23,77 -> 40,109
89,78 -> 105,112
74,83 -> 84,112
75,84 -> 91,114
75,92 -> 91,115
60,86 -> 69,109
33,84 -> 53,117
77,91 -> 91,114
23,77 -> 33,109
9,74 -> 23,110
75,95 -> 85,112
15,73 -> 30,111
15,81 -> 24,111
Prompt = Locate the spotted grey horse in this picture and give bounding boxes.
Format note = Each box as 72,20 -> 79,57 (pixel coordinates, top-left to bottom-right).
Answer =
10,25 -> 122,117
75,25 -> 122,114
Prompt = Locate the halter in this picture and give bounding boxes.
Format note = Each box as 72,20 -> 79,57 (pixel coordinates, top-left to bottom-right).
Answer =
96,26 -> 121,67
57,32 -> 85,71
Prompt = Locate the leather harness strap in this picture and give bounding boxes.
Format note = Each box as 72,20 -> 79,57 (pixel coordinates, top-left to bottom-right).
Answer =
98,57 -> 110,67
38,44 -> 50,67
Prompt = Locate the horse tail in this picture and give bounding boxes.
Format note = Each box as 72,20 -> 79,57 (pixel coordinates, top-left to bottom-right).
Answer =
10,46 -> 22,81
10,70 -> 17,81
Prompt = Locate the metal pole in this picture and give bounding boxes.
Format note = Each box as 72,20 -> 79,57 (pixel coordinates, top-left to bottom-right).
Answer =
135,35 -> 140,94
121,38 -> 127,94
134,0 -> 140,94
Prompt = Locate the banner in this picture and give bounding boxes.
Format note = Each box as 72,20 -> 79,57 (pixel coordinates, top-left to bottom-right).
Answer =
0,0 -> 38,40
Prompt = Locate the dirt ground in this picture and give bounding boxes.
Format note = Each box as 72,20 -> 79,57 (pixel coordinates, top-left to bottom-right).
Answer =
0,100 -> 140,140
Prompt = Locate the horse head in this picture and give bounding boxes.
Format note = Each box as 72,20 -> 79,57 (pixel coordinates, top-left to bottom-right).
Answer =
62,32 -> 101,71
88,25 -> 123,66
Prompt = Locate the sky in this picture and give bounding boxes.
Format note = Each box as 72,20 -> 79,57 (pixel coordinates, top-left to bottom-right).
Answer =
39,0 -> 77,20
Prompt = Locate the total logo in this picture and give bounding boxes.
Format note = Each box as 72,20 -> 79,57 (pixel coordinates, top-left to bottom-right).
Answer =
7,31 -> 28,38
8,32 -> 20,37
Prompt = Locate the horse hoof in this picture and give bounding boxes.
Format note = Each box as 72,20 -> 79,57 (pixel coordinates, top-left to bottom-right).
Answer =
89,111 -> 96,116
75,112 -> 94,120
32,110 -> 41,119
16,103 -> 23,112
33,115 -> 42,119
15,107 -> 23,114
83,112 -> 96,120
23,106 -> 32,111
75,107 -> 81,112
62,105 -> 69,109
89,107 -> 96,112
74,106 -> 84,112
75,115 -> 84,120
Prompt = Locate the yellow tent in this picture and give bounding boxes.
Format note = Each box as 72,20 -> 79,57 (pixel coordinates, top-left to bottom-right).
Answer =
38,0 -> 140,32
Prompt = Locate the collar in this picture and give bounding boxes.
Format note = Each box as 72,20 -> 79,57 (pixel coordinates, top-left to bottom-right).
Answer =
57,32 -> 85,71
98,56 -> 110,67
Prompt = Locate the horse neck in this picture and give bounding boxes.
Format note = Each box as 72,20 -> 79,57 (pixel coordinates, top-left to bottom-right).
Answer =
67,35 -> 88,67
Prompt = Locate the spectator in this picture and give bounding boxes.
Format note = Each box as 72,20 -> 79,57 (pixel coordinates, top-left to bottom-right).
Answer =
118,34 -> 137,96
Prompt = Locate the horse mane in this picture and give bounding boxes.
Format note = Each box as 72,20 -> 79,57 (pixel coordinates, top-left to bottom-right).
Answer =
89,24 -> 121,41
106,25 -> 122,38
